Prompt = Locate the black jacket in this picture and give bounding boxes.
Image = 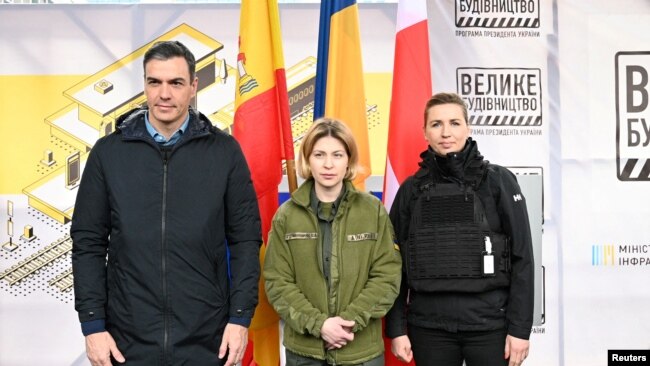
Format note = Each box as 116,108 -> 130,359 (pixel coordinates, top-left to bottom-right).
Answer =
385,138 -> 534,340
71,108 -> 262,365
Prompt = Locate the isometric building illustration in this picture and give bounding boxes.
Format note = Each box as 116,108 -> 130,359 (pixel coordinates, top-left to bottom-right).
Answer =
0,23 -> 384,303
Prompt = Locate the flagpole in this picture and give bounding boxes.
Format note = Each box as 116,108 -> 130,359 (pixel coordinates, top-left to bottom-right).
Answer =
285,159 -> 298,194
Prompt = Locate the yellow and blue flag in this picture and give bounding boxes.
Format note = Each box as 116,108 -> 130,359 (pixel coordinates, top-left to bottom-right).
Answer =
314,0 -> 371,188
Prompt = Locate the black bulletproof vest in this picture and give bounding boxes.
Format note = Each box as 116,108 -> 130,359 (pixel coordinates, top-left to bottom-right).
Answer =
405,178 -> 512,293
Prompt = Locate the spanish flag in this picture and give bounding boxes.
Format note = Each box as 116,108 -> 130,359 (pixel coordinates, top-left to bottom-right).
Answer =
233,1 -> 294,365
314,0 -> 371,188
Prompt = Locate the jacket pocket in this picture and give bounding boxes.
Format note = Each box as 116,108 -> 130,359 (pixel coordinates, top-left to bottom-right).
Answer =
473,289 -> 508,322
341,233 -> 378,284
285,233 -> 321,280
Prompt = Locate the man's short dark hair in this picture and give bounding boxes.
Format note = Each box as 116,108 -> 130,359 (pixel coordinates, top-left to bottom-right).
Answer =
143,40 -> 196,80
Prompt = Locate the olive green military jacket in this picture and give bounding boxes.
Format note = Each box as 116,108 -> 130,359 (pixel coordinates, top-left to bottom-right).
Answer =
264,180 -> 402,365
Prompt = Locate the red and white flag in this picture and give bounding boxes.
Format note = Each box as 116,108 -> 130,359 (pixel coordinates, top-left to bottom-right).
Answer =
382,0 -> 432,213
383,3 -> 431,362
233,1 -> 294,365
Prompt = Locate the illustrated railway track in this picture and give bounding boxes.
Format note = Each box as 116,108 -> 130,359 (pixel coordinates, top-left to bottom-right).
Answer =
0,235 -> 72,286
48,268 -> 74,292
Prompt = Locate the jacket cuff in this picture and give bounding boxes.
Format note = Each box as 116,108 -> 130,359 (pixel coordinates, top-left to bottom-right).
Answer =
385,315 -> 407,338
309,315 -> 328,338
81,319 -> 106,336
229,304 -> 256,320
78,307 -> 106,323
339,311 -> 360,332
385,324 -> 407,339
507,323 -> 532,340
228,316 -> 252,328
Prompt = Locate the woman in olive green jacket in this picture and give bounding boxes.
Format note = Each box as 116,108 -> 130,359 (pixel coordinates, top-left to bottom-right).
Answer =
264,118 -> 402,366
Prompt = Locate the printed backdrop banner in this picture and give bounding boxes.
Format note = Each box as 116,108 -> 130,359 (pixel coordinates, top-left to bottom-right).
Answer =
1,2 -> 649,366
558,1 -> 650,365
0,5 -> 396,366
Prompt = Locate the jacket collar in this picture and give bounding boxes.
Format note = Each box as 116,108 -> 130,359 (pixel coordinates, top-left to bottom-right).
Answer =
116,107 -> 213,141
291,179 -> 357,209
416,137 -> 488,188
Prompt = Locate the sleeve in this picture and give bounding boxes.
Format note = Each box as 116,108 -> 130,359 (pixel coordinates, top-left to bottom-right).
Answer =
263,209 -> 329,338
339,201 -> 402,333
71,142 -> 111,326
224,139 -> 262,325
384,180 -> 413,338
493,167 -> 535,340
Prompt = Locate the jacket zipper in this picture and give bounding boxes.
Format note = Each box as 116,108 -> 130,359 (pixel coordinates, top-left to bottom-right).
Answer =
327,203 -> 346,366
158,137 -> 204,364
304,206 -> 330,361
161,148 -> 170,364
331,216 -> 339,366
120,121 -> 211,364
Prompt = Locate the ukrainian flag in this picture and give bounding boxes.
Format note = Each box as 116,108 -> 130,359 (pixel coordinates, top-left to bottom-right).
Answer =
315,0 -> 371,188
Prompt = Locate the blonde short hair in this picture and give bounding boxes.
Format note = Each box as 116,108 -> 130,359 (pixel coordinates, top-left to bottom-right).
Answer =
297,117 -> 359,181
423,92 -> 469,127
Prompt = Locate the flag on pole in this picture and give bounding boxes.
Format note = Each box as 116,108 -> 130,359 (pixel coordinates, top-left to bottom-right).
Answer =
314,0 -> 371,188
382,0 -> 432,213
234,1 -> 294,365
383,3 -> 431,363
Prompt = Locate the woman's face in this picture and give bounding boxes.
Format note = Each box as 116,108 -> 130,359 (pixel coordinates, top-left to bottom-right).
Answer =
309,135 -> 349,194
424,103 -> 470,156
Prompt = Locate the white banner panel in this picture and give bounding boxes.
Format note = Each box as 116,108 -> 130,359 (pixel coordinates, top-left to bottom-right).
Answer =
560,1 -> 650,365
428,0 -> 553,217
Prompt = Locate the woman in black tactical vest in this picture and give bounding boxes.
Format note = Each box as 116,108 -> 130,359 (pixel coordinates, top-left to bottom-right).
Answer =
385,92 -> 534,366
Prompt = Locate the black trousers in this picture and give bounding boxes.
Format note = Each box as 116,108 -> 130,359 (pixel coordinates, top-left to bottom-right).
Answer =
408,325 -> 508,366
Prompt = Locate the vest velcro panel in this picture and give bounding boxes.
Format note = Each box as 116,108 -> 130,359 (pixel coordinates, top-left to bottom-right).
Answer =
409,192 -> 484,279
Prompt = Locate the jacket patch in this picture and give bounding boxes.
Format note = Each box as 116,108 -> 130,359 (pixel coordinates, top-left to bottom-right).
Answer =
347,233 -> 378,242
285,232 -> 318,240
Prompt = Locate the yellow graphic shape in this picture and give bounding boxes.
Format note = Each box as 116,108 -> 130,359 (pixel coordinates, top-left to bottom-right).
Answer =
603,245 -> 615,266
23,155 -> 87,223
45,103 -> 98,153
364,72 -> 391,175
0,75 -> 85,194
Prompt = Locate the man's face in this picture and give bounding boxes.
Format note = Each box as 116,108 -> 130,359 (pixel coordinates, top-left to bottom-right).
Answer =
144,56 -> 197,129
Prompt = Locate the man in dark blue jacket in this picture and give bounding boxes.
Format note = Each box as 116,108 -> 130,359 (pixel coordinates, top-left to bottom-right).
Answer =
71,40 -> 261,366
